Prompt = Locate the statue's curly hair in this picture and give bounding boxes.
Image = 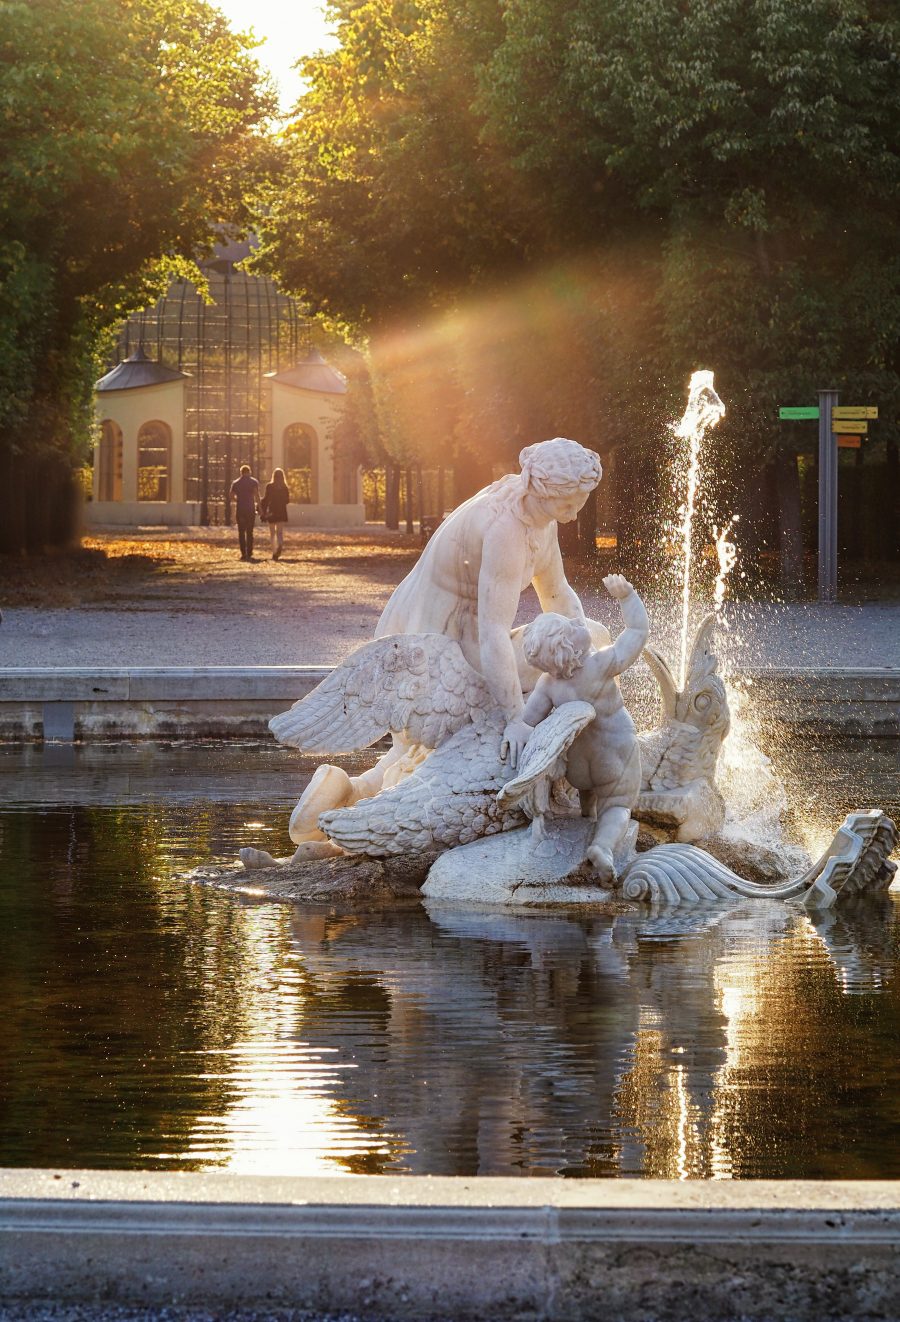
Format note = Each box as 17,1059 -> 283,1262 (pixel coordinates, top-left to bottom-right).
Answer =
519,438 -> 602,497
522,612 -> 592,679
483,437 -> 602,525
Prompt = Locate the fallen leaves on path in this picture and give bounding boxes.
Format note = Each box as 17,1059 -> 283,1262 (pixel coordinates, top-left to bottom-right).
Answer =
0,529 -> 422,609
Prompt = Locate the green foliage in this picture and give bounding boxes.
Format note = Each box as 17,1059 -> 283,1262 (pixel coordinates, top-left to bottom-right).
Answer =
255,0 -> 900,484
0,0 -> 275,547
252,0 -> 529,332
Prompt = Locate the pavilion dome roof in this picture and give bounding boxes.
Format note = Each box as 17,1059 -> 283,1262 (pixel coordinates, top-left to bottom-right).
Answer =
95,347 -> 190,393
266,348 -> 347,395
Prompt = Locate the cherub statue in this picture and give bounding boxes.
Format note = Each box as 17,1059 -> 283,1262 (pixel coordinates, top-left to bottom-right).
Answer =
499,575 -> 649,883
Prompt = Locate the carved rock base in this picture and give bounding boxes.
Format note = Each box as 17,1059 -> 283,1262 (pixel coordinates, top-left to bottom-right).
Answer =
189,850 -> 437,906
423,817 -> 637,907
424,811 -> 896,913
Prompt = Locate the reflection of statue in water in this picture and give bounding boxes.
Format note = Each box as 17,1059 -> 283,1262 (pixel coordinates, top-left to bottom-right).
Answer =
288,898 -> 900,1178
281,438 -> 606,856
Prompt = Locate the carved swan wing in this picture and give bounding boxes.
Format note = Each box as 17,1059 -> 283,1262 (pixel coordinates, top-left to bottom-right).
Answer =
269,633 -> 495,754
497,701 -> 595,809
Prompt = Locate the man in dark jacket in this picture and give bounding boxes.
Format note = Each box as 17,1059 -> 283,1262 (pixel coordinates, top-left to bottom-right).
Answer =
230,464 -> 260,561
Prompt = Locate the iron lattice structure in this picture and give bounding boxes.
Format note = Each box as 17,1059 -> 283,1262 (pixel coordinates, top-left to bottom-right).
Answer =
111,258 -> 311,513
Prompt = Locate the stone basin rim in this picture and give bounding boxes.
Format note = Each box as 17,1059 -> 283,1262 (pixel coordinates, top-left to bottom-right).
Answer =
6,1170 -> 900,1321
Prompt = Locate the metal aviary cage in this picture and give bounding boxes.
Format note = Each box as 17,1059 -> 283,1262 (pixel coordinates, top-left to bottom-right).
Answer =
110,255 -> 311,518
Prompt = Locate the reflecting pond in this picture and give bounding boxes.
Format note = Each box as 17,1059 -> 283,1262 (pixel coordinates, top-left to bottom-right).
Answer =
1,738 -> 898,1178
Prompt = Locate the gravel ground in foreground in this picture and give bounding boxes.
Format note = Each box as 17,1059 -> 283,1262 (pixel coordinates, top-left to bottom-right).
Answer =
0,1306 -> 883,1322
0,1309 -> 378,1322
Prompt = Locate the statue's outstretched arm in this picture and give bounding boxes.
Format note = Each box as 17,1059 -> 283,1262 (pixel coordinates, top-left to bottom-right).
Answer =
532,534 -> 584,619
603,575 -> 650,676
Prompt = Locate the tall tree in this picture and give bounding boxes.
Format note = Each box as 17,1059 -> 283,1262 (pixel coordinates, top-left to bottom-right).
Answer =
0,0 -> 275,550
256,0 -> 900,561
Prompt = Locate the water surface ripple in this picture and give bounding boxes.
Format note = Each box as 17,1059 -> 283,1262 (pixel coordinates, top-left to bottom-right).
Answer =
1,740 -> 898,1178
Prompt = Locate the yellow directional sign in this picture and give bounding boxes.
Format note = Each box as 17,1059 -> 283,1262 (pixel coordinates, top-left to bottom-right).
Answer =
833,406 -> 878,420
831,419 -> 867,434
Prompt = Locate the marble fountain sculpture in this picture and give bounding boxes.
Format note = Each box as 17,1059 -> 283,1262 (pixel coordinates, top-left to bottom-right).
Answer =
242,433 -> 896,912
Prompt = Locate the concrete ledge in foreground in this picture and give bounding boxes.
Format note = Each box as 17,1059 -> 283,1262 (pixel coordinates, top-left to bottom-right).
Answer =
0,665 -> 897,741
2,1170 -> 900,1320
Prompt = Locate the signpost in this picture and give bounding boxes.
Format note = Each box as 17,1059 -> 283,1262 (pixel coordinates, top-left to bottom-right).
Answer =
834,406 -> 878,420
817,390 -> 839,602
778,396 -> 878,603
778,407 -> 819,420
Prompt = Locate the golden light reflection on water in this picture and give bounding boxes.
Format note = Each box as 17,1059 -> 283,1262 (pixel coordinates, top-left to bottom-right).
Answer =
155,906 -> 398,1175
2,740 -> 897,1178
616,1026 -> 710,1180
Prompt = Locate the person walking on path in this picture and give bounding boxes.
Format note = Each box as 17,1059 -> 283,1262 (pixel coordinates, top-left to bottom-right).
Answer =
230,464 -> 260,561
261,468 -> 291,561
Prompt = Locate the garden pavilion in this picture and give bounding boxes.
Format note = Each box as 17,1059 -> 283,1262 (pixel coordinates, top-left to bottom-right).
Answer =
88,243 -> 363,527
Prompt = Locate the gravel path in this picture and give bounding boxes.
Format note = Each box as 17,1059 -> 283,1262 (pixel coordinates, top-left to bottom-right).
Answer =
0,529 -> 897,670
0,1309 -> 381,1322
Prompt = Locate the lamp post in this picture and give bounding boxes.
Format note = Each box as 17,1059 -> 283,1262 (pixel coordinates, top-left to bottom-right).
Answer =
817,389 -> 839,603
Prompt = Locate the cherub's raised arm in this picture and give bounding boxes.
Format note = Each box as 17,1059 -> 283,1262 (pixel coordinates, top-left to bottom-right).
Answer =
604,574 -> 649,676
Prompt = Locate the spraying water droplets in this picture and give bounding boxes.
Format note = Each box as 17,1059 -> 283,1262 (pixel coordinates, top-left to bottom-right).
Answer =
713,516 -> 739,616
666,373 -> 809,865
673,371 -> 726,686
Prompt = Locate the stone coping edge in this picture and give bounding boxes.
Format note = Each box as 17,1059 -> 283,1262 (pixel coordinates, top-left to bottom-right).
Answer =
4,1172 -> 900,1320
1,667 -> 897,742
0,663 -> 897,699
2,664 -> 898,675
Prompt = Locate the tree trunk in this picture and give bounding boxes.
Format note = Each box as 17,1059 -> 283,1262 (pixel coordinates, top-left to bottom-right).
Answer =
887,440 -> 900,560
405,465 -> 415,535
385,463 -> 400,529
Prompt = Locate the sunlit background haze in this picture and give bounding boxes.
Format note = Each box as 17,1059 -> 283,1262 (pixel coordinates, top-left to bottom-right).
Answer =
213,0 -> 338,110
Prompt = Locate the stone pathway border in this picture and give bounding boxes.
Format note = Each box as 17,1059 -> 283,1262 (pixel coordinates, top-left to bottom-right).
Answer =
3,1169 -> 900,1321
1,666 -> 897,741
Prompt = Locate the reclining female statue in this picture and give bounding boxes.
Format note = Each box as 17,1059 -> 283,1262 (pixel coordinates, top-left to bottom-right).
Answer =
287,437 -> 607,850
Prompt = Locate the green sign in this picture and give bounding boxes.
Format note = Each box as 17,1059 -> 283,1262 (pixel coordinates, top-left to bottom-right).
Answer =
779,406 -> 819,420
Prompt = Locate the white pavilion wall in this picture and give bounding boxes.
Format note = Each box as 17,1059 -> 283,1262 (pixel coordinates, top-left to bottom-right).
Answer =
87,380 -> 199,527
269,381 -> 364,527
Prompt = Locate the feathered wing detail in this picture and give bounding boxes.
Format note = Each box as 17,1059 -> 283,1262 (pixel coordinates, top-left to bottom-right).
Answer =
319,713 -> 520,856
497,701 -> 595,811
269,634 -> 494,754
